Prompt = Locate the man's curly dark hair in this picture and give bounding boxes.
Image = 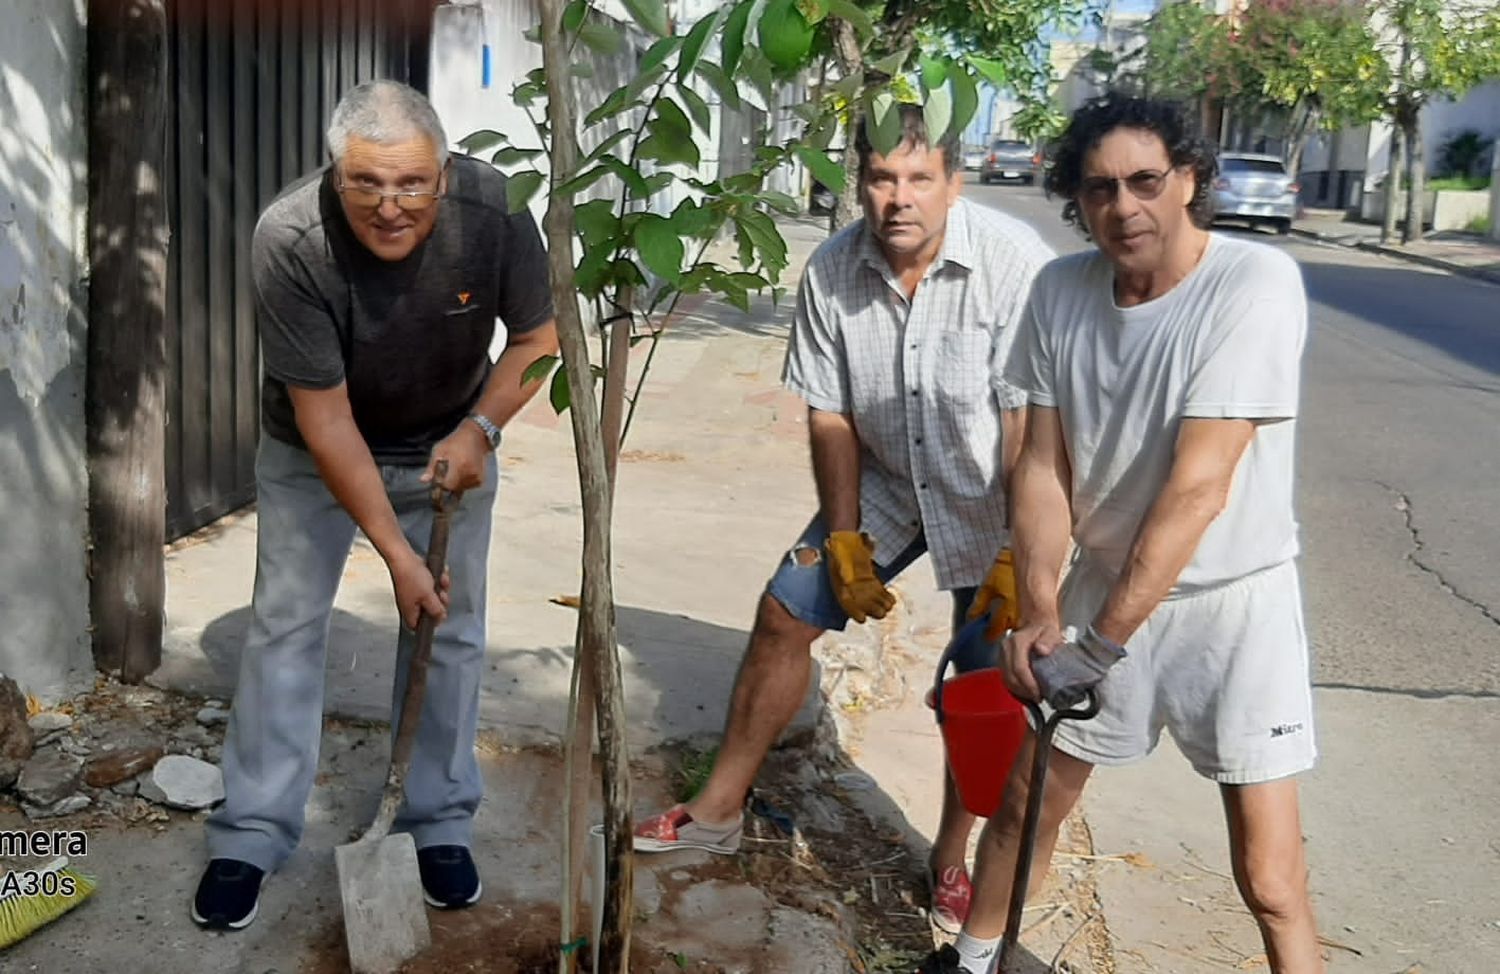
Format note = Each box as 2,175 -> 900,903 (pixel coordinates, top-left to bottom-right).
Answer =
1043,94 -> 1218,234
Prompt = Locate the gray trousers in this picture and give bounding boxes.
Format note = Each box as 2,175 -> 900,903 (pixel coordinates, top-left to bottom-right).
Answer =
205,435 -> 496,872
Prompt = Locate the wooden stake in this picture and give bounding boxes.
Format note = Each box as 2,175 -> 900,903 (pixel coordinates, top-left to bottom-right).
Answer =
85,0 -> 170,683
538,0 -> 633,969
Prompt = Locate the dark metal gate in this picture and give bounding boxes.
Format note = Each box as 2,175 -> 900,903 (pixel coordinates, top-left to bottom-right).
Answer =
164,0 -> 436,539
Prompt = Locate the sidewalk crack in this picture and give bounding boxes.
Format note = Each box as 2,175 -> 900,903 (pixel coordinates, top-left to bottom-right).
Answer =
1376,480 -> 1500,629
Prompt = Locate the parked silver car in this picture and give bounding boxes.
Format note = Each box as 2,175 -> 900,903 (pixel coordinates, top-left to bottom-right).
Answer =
1212,153 -> 1299,234
979,139 -> 1039,185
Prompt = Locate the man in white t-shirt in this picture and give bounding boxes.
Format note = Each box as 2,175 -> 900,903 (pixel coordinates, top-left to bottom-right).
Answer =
920,95 -> 1324,973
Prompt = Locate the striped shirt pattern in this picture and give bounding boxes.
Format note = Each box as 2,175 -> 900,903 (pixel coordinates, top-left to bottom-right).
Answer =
781,197 -> 1055,590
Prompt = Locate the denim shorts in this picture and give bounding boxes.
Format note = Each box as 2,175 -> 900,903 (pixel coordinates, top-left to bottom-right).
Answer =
765,515 -> 987,673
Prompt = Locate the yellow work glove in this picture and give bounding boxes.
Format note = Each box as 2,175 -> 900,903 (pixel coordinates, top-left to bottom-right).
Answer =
824,531 -> 896,624
967,548 -> 1020,642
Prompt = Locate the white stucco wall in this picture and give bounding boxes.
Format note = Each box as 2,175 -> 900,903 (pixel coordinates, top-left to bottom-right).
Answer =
0,0 -> 93,699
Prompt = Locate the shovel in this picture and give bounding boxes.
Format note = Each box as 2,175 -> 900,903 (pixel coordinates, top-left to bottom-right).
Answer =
997,690 -> 1100,972
336,462 -> 461,974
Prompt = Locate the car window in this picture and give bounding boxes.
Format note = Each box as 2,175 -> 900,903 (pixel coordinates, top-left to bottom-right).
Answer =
991,141 -> 1029,150
1221,157 -> 1286,174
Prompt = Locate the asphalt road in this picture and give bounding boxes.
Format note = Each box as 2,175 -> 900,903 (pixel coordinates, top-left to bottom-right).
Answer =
965,176 -> 1500,971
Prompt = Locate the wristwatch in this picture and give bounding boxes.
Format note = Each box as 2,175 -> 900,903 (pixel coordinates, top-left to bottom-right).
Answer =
466,412 -> 502,450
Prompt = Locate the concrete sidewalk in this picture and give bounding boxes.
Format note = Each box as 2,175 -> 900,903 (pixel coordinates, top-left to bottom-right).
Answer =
1294,208 -> 1500,285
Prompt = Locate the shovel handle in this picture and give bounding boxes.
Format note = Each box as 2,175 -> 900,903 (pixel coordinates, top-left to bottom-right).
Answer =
998,692 -> 1099,971
362,461 -> 463,842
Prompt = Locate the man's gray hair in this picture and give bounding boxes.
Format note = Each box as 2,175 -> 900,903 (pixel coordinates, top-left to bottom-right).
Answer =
327,80 -> 450,167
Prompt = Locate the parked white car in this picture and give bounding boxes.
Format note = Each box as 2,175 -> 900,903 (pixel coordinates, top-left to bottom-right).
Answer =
1212,153 -> 1299,234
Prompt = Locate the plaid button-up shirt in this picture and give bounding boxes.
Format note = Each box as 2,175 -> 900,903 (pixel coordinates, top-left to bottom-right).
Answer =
781,197 -> 1054,590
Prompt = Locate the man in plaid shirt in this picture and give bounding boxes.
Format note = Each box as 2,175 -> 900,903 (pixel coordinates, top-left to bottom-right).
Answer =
634,104 -> 1053,934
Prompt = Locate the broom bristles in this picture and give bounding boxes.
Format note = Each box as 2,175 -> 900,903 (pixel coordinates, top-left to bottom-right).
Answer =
0,857 -> 98,949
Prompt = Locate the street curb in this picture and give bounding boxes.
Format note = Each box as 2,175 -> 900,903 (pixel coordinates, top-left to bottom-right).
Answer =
1291,226 -> 1500,286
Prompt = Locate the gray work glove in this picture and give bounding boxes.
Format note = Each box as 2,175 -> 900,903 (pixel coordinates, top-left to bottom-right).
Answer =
1030,625 -> 1127,709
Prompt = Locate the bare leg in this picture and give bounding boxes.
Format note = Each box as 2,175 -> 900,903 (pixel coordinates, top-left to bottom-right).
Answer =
931,770 -> 977,873
686,592 -> 823,823
964,735 -> 1094,939
1222,779 -> 1324,974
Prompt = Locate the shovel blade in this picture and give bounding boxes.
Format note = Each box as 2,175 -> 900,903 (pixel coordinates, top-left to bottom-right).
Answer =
335,833 -> 432,974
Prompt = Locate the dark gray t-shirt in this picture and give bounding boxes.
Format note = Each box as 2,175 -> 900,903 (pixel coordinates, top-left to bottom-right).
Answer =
254,155 -> 553,465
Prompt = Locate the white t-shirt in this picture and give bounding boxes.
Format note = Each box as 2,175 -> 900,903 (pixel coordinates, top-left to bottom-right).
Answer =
1005,233 -> 1307,592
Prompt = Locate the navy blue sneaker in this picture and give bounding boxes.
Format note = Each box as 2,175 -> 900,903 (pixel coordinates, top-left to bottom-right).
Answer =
917,945 -> 978,973
191,858 -> 264,930
416,845 -> 483,909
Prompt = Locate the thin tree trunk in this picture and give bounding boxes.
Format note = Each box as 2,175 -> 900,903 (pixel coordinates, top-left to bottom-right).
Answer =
1285,100 -> 1319,184
558,294 -> 632,974
86,0 -> 169,683
1381,119 -> 1404,244
538,0 -> 633,970
1402,117 -> 1425,244
829,17 -> 863,231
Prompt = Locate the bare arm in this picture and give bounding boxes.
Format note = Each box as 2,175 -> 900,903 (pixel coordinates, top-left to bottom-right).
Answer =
1009,405 -> 1073,627
288,383 -> 444,628
471,319 -> 559,430
1091,417 -> 1256,645
999,405 -> 1027,526
428,320 -> 560,488
808,407 -> 862,532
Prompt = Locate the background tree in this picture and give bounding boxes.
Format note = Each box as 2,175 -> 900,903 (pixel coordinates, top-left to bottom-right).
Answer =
1372,0 -> 1500,243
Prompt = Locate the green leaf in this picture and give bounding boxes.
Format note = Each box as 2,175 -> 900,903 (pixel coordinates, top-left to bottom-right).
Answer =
512,81 -> 545,107
575,246 -> 612,296
670,198 -> 719,238
458,130 -> 507,154
578,21 -> 624,55
967,55 -> 1009,89
825,0 -> 873,42
523,24 -> 542,43
574,199 -> 620,246
722,286 -> 751,312
563,0 -> 588,33
625,65 -> 671,102
549,365 -> 572,414
522,354 -> 559,385
570,62 -> 596,79
920,55 -> 948,91
655,98 -> 694,139
603,156 -> 652,198
949,69 -> 979,147
795,144 -> 845,192
696,61 -> 742,110
556,163 -> 612,197
584,88 -> 636,128
678,9 -> 724,81
621,0 -> 669,37
505,170 -> 546,214
677,83 -> 712,133
644,171 -> 675,193
830,69 -> 864,102
758,190 -> 801,215
867,90 -> 903,157
640,35 -> 684,77
491,146 -> 545,166
796,0 -> 828,25
634,213 -> 685,284
740,46 -> 777,109
869,50 -> 908,79
580,128 -> 633,166
735,208 -> 788,273
923,80 -> 953,146
721,0 -> 754,77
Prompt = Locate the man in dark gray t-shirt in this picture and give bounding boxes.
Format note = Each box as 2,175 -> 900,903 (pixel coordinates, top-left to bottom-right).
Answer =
192,80 -> 557,931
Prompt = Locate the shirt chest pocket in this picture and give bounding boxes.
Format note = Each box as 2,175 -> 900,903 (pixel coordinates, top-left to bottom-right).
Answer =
933,325 -> 994,408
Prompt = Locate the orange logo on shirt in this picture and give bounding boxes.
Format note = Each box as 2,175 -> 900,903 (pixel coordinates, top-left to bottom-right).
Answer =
457,291 -> 472,305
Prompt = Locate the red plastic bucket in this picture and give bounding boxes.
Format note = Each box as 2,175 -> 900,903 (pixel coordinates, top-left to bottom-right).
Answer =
929,669 -> 1029,817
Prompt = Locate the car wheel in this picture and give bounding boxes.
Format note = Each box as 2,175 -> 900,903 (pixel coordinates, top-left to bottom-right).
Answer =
1274,218 -> 1291,235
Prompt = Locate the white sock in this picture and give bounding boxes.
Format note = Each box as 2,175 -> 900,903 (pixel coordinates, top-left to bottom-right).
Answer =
952,931 -> 1002,973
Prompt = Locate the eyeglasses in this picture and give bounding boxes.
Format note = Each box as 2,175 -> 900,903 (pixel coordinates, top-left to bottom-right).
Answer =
335,171 -> 446,212
1077,169 -> 1172,206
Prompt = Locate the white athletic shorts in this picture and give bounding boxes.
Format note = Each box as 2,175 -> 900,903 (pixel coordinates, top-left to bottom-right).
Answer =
1052,557 -> 1317,785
